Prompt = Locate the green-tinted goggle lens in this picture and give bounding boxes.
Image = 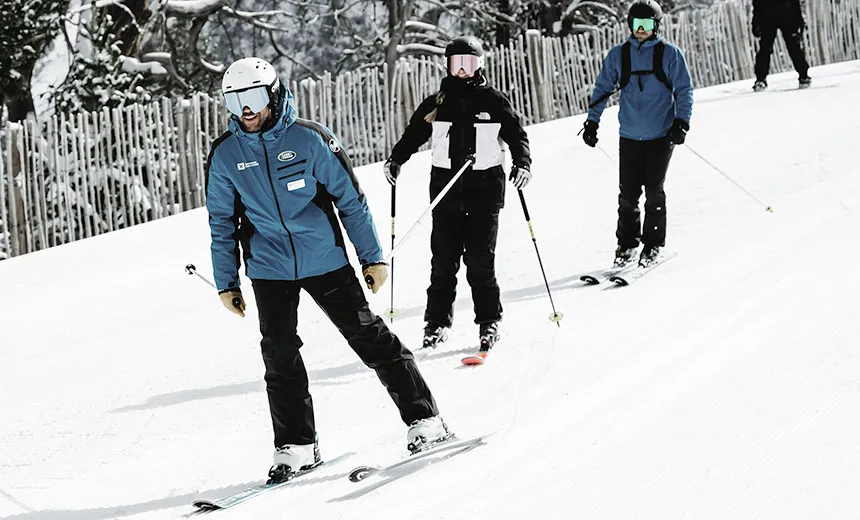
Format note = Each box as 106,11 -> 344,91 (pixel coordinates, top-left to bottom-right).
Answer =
632,17 -> 655,31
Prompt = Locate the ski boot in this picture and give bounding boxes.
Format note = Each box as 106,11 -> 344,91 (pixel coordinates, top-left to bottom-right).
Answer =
798,76 -> 812,89
753,79 -> 768,92
478,321 -> 501,354
639,245 -> 663,268
614,246 -> 638,268
407,415 -> 452,453
267,437 -> 321,484
422,322 -> 449,349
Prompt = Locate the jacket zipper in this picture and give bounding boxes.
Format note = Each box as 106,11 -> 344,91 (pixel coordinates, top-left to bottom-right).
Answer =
260,135 -> 299,279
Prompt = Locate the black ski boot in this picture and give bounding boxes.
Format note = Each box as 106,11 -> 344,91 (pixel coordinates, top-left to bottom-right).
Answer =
614,246 -> 638,268
639,245 -> 663,267
478,321 -> 501,353
422,322 -> 449,349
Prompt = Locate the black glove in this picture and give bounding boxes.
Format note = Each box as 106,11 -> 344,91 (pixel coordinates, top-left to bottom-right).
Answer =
668,119 -> 690,145
790,18 -> 806,36
580,120 -> 599,148
752,23 -> 762,38
383,160 -> 400,186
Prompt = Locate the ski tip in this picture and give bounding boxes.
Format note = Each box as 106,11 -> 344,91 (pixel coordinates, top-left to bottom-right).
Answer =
580,275 -> 600,284
461,353 -> 487,366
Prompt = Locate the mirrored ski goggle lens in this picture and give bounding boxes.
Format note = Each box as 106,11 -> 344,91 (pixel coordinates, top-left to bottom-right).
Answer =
223,86 -> 270,116
632,17 -> 655,32
448,54 -> 480,76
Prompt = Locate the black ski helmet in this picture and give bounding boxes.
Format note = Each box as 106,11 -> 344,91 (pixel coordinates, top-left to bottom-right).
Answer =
627,0 -> 663,32
445,36 -> 484,58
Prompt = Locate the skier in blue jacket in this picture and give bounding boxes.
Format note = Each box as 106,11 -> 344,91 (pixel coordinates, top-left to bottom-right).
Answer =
581,0 -> 694,268
206,58 -> 449,484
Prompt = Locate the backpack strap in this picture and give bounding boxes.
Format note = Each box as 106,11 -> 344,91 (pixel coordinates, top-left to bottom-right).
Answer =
588,40 -> 672,109
620,41 -> 632,90
588,42 -> 632,109
652,41 -> 672,91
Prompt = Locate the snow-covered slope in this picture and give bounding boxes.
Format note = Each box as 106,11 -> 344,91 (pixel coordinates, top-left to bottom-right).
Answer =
1,61 -> 859,520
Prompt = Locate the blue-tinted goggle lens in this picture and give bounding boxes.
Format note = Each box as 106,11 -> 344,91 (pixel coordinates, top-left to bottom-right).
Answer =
223,86 -> 270,116
632,17 -> 655,32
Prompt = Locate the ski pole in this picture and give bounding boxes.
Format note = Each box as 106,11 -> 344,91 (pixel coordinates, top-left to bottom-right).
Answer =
185,263 -> 242,309
382,156 -> 475,264
596,142 -> 616,165
516,190 -> 563,326
686,145 -> 773,213
384,184 -> 398,321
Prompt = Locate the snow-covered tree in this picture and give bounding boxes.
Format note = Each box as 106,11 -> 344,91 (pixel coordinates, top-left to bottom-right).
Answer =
54,8 -> 154,112
0,0 -> 70,123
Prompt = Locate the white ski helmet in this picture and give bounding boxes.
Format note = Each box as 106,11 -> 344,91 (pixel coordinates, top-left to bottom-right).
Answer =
221,57 -> 280,116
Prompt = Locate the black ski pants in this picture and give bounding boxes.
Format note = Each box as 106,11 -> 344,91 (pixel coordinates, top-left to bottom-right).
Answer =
424,210 -> 502,328
617,137 -> 674,250
252,264 -> 438,448
755,23 -> 810,81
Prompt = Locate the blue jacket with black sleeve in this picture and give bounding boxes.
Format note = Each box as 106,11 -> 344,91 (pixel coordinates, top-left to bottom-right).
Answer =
587,35 -> 694,140
206,85 -> 383,291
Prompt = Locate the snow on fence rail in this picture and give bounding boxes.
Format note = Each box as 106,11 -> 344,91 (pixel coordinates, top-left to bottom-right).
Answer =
2,0 -> 858,259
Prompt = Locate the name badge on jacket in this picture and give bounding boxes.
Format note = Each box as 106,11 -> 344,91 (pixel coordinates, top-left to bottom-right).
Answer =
287,179 -> 306,191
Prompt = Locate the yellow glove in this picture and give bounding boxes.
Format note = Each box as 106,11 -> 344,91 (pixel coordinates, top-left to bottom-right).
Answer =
218,288 -> 246,317
362,263 -> 389,294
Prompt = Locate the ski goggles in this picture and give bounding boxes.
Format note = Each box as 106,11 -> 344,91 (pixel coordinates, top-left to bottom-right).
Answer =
448,54 -> 482,77
223,86 -> 270,116
632,17 -> 656,32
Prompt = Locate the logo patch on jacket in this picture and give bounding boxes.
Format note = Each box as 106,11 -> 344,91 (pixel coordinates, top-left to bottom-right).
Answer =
328,138 -> 341,153
476,112 -> 491,120
278,151 -> 297,162
237,161 -> 259,171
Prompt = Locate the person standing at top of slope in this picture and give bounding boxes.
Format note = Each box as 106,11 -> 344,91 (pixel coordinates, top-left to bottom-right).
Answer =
382,36 -> 532,357
751,0 -> 811,91
580,0 -> 693,268
205,57 -> 451,483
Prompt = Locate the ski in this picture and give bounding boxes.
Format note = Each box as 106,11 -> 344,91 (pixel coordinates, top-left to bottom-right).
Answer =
190,453 -> 350,512
461,351 -> 488,366
608,252 -> 677,286
579,261 -> 638,285
347,434 -> 486,483
191,463 -> 322,512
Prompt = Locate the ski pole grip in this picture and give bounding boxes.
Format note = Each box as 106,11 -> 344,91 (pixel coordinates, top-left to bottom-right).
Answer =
232,297 -> 242,309
364,274 -> 374,286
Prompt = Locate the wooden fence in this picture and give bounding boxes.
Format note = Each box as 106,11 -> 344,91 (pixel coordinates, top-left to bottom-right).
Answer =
2,0 -> 859,259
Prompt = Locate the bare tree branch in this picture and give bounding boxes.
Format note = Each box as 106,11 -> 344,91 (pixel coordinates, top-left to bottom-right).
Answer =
268,31 -> 320,79
220,5 -> 293,31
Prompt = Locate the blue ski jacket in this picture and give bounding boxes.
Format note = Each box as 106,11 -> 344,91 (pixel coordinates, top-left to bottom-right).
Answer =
587,35 -> 694,140
206,85 -> 383,291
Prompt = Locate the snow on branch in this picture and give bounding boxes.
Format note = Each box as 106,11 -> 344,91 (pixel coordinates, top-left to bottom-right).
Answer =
563,0 -> 619,20
220,6 -> 290,31
163,0 -> 229,16
396,43 -> 446,55
200,58 -> 225,73
403,20 -> 443,33
121,56 -> 168,75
